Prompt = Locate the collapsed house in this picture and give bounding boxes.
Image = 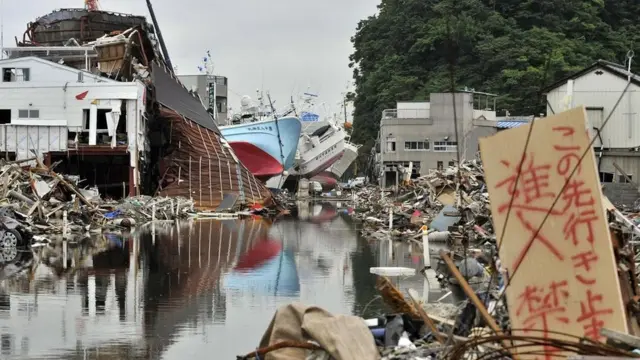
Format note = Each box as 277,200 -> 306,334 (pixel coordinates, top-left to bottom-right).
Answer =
0,8 -> 270,209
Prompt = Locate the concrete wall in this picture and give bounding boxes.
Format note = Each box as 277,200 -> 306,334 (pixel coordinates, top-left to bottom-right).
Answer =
380,92 -> 496,173
397,101 -> 430,118
177,74 -> 228,124
177,74 -> 208,103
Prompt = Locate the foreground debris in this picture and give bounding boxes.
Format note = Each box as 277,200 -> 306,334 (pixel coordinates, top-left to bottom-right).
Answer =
333,157 -> 640,357
238,296 -> 640,359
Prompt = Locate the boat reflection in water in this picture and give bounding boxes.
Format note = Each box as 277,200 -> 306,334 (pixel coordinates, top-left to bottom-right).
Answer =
222,238 -> 300,296
0,218 -> 296,359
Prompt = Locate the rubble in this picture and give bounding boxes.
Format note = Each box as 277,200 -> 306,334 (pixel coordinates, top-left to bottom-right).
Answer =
349,160 -> 493,248
326,157 -> 640,358
0,160 -> 273,254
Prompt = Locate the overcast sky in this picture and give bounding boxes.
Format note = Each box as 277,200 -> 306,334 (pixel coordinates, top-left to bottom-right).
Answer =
1,0 -> 378,120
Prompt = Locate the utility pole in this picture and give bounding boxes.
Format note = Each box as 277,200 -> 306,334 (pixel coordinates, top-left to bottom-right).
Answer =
1,0 -> 4,60
343,97 -> 348,125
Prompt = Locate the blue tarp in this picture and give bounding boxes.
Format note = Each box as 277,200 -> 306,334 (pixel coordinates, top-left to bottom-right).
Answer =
300,112 -> 320,122
429,205 -> 462,231
223,250 -> 300,296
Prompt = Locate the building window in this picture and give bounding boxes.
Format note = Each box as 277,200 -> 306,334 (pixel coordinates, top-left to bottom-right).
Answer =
437,161 -> 443,170
599,172 -> 614,182
448,161 -> 455,167
434,141 -> 457,152
619,174 -> 633,183
0,109 -> 9,124
404,141 -> 430,151
18,109 -> 39,118
2,68 -> 30,82
386,138 -> 396,152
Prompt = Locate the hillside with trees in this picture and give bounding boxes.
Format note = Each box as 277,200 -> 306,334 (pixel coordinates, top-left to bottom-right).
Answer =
349,0 -> 640,167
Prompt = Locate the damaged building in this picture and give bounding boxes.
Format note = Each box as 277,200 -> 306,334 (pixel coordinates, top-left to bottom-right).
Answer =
376,91 -> 498,187
0,7 -> 270,209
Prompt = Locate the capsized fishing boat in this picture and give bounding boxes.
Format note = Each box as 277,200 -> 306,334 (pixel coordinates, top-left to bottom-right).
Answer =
311,136 -> 360,188
220,95 -> 301,181
289,120 -> 345,178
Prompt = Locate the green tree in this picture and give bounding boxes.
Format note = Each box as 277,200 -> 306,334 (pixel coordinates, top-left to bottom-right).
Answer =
350,0 -> 640,168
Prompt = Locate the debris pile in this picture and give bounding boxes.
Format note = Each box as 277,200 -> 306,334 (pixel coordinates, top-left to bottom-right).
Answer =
350,160 -> 493,246
0,161 -> 196,247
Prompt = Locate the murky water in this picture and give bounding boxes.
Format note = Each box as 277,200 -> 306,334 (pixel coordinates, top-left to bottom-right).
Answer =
0,202 -> 443,359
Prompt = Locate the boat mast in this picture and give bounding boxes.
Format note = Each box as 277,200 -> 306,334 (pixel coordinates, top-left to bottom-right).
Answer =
145,0 -> 173,69
266,92 -> 277,120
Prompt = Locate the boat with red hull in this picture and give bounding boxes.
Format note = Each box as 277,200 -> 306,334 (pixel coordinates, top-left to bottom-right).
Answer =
220,116 -> 302,182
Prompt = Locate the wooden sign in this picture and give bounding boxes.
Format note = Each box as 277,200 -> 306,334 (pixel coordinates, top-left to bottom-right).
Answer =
479,107 -> 627,358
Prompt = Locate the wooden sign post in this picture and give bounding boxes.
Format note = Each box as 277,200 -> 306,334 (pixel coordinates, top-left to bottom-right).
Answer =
479,107 -> 627,358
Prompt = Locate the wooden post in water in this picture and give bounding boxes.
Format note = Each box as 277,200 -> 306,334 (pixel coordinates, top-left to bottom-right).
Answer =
62,210 -> 68,269
152,203 -> 156,245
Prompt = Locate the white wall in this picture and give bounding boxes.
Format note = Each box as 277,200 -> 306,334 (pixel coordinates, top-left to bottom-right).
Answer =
0,57 -> 144,128
0,57 -> 108,86
0,83 -> 143,128
0,57 -> 147,169
546,69 -> 640,148
397,101 -> 430,119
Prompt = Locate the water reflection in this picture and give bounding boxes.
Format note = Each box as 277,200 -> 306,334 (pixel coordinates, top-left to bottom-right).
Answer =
0,202 -> 437,359
223,239 -> 300,296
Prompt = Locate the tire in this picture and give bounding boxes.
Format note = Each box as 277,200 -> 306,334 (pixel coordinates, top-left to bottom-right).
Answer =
0,229 -> 21,263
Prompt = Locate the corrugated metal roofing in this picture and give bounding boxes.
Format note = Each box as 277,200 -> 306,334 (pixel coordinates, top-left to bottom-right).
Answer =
151,61 -> 219,133
496,121 -> 528,129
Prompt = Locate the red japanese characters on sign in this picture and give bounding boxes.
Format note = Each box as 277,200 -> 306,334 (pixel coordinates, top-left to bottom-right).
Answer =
502,124 -> 614,344
515,280 -> 569,358
480,107 -> 627,358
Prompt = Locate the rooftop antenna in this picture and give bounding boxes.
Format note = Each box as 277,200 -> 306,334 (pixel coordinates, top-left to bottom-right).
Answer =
197,50 -> 214,75
198,51 -> 216,120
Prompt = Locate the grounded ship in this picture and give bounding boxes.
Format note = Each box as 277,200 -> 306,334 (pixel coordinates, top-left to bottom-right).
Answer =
265,95 -> 358,190
220,95 -> 301,182
0,6 -> 271,210
311,137 -> 360,189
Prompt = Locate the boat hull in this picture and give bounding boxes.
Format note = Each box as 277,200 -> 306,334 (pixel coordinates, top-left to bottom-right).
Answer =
293,135 -> 345,178
310,172 -> 339,190
327,141 -> 359,179
220,117 -> 302,180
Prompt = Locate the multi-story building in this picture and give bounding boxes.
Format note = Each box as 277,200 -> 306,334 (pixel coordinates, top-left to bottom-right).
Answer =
178,74 -> 228,125
377,91 -> 498,186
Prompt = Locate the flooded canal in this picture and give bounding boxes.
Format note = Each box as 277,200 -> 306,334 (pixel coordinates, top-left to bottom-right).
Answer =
0,202 -> 441,359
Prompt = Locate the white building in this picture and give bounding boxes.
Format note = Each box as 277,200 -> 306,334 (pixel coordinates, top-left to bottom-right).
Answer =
0,56 -> 147,196
543,59 -> 640,183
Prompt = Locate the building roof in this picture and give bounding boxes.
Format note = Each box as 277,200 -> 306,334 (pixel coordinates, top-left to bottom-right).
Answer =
541,59 -> 640,94
496,121 -> 528,129
0,56 -> 117,83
